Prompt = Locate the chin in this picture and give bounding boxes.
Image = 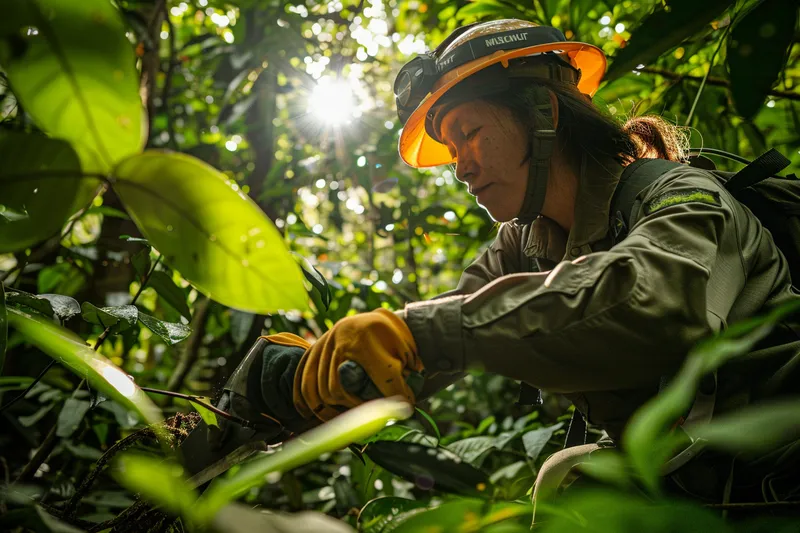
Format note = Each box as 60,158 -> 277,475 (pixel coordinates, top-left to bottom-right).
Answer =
480,203 -> 514,223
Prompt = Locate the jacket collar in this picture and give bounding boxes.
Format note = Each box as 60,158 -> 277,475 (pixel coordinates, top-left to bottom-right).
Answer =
522,158 -> 624,262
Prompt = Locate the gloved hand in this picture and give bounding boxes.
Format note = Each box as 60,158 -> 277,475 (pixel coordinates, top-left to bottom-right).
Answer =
293,308 -> 425,421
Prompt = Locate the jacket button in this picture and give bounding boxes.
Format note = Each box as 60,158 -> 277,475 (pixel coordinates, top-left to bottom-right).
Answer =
570,246 -> 581,257
436,359 -> 453,371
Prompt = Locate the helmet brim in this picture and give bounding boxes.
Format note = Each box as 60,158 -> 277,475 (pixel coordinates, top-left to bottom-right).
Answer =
398,41 -> 606,168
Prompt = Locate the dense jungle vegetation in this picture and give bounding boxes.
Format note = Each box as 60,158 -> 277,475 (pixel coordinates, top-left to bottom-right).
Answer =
0,0 -> 798,531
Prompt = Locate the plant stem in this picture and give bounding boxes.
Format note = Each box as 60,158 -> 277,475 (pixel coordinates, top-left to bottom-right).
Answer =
685,19 -> 734,126
0,360 -> 56,413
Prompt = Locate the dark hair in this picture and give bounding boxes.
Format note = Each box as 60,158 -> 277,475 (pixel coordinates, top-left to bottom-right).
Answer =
484,75 -> 689,173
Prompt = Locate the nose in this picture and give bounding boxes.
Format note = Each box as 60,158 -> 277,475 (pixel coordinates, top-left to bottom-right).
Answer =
454,155 -> 478,184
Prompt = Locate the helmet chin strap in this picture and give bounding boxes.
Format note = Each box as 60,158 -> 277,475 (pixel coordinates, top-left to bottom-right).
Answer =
515,86 -> 555,225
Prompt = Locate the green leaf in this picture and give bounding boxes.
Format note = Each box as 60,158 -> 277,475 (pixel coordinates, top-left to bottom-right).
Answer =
146,271 -> 191,321
447,436 -> 501,467
623,301 -> 800,491
358,497 -> 428,533
6,289 -> 55,318
55,398 -> 91,437
415,407 -> 441,444
39,294 -> 81,320
694,398 -> 800,454
189,396 -> 218,428
728,0 -> 798,119
137,312 -> 191,345
388,499 -> 531,533
0,283 -> 6,375
84,205 -> 129,219
367,440 -> 492,497
0,0 -> 145,171
80,302 -> 138,333
0,132 -> 100,253
293,253 -> 331,310
113,151 -> 308,314
7,307 -> 163,429
197,398 -> 413,522
131,248 -> 151,279
605,0 -> 734,82
521,422 -> 564,462
115,454 -> 199,524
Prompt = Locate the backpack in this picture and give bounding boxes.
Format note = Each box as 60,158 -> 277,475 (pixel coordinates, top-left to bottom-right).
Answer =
610,148 -> 799,286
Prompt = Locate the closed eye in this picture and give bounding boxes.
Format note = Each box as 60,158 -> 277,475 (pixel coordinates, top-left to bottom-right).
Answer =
465,126 -> 482,140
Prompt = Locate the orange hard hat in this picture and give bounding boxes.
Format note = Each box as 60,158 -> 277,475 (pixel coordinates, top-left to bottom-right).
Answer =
395,20 -> 606,168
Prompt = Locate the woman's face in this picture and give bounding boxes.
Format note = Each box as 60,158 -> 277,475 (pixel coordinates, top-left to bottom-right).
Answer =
438,100 -> 530,222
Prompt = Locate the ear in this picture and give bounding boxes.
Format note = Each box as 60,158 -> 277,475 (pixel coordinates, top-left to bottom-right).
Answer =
548,90 -> 559,129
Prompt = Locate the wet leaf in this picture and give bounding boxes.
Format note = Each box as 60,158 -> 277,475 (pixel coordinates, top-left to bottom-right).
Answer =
39,294 -> 81,320
358,496 -> 427,533
80,302 -> 138,333
6,289 -> 55,318
137,312 -> 191,345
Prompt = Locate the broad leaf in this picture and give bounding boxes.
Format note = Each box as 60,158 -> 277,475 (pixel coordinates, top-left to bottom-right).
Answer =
605,0 -> 734,81
358,497 -> 427,533
138,312 -> 191,345
230,310 -> 256,349
39,294 -> 81,320
7,307 -> 162,428
115,454 -> 199,524
0,132 -> 100,253
0,0 -> 145,171
55,398 -> 91,438
0,283 -> 6,375
522,422 -> 564,462
198,398 -> 413,522
80,302 -> 138,333
366,441 -> 492,497
113,151 -> 308,313
147,271 -> 192,321
728,0 -> 798,118
447,436 -> 501,467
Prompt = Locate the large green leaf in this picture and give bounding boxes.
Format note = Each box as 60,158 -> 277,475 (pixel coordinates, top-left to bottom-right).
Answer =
0,0 -> 145,171
728,0 -> 798,119
80,302 -> 138,333
197,398 -> 413,522
137,312 -> 191,345
0,132 -> 100,253
113,151 -> 308,313
605,0 -> 734,82
6,307 -> 163,429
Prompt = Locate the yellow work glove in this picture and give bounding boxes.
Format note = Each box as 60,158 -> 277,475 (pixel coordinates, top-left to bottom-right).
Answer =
293,308 -> 424,421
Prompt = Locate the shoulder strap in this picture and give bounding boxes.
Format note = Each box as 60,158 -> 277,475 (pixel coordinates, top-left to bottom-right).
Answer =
724,148 -> 791,193
610,158 -> 684,243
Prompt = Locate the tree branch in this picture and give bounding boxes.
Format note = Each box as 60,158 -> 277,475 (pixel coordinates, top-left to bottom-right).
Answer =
639,67 -> 800,101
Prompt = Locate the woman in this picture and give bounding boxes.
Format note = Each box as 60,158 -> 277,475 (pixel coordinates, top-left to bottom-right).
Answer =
214,20 -> 799,505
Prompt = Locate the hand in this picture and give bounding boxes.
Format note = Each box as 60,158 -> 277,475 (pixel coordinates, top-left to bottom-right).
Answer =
293,309 -> 425,421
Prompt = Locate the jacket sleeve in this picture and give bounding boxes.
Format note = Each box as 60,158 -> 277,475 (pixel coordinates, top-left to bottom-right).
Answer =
415,223 -> 524,399
403,167 -> 748,393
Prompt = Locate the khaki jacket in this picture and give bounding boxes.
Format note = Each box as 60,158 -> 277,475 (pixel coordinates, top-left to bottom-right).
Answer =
402,159 -> 799,442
